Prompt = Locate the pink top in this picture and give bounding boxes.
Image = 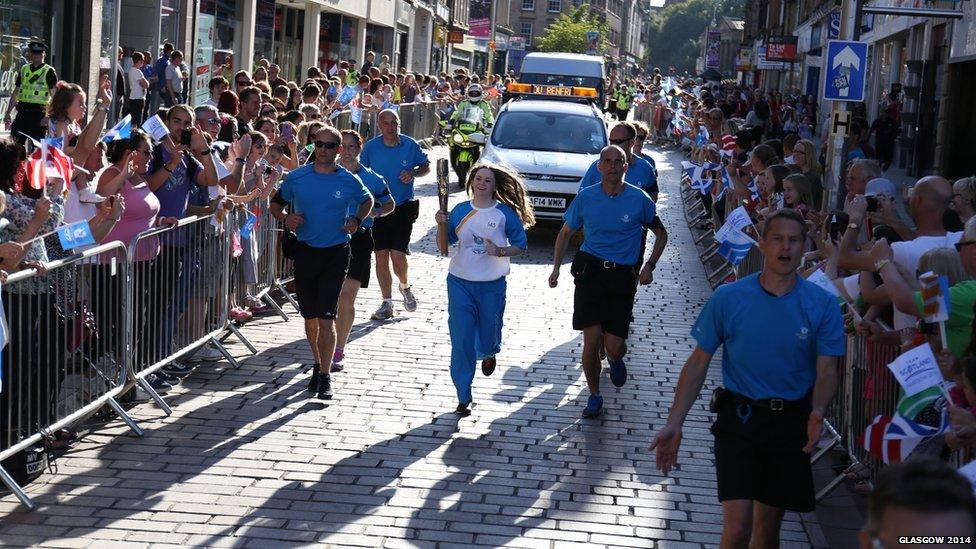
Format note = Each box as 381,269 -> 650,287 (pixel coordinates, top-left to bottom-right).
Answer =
103,178 -> 161,262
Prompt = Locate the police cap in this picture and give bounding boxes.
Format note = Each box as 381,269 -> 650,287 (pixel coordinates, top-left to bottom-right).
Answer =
27,41 -> 48,53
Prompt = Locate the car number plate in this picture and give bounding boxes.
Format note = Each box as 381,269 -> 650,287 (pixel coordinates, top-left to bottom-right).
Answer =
532,85 -> 573,96
530,196 -> 567,209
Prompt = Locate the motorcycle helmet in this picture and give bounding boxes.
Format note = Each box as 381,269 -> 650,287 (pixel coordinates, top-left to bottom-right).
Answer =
467,84 -> 483,101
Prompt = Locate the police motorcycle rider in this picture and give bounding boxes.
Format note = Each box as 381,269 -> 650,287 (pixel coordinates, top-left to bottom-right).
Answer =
446,83 -> 495,186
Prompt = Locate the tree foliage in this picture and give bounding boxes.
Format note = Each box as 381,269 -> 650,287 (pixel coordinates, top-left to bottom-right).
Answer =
645,0 -> 745,74
536,4 -> 611,53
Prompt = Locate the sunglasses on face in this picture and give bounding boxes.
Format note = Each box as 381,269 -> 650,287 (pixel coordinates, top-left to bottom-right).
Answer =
314,141 -> 340,150
205,117 -> 220,125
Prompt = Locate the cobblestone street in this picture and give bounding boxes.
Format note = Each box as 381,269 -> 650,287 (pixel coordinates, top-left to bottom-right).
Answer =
0,145 -> 825,547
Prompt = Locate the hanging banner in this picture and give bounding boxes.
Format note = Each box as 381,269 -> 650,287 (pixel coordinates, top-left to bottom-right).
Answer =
735,47 -> 753,71
705,31 -> 722,69
469,0 -> 491,38
193,13 -> 215,107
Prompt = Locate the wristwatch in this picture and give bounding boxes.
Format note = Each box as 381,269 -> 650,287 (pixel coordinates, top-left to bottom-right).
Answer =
847,222 -> 858,231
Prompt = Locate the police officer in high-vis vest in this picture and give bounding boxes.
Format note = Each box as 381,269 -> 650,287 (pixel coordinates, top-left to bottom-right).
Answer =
3,41 -> 58,145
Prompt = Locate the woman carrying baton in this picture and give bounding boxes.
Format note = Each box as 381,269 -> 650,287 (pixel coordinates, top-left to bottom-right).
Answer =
435,163 -> 534,416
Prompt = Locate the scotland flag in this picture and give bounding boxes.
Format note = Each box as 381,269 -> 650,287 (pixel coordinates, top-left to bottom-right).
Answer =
714,212 -> 756,266
102,114 -> 132,143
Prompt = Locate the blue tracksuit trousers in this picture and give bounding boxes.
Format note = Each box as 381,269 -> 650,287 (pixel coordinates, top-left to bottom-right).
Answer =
447,274 -> 507,404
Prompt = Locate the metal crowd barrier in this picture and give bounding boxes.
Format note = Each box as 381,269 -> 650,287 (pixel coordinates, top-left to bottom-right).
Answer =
0,242 -> 143,508
249,201 -> 294,320
126,214 -> 253,412
0,92 -> 469,509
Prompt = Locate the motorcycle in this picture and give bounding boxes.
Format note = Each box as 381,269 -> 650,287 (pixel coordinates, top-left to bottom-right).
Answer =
442,104 -> 489,189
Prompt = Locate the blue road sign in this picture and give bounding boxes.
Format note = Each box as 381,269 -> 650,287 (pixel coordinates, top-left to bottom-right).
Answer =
823,40 -> 868,102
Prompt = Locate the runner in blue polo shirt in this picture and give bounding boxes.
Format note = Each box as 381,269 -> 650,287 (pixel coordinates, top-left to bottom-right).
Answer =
333,129 -> 397,373
578,122 -> 658,199
360,108 -> 431,320
549,145 -> 666,418
271,126 -> 374,401
577,122 -> 665,267
651,209 -> 846,546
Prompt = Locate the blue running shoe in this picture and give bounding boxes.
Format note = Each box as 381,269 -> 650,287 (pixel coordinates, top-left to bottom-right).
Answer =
609,359 -> 628,388
582,394 -> 604,418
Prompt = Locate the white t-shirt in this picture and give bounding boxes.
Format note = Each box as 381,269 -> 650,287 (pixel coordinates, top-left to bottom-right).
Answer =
165,64 -> 184,95
890,232 -> 963,329
447,201 -> 528,282
127,67 -> 147,100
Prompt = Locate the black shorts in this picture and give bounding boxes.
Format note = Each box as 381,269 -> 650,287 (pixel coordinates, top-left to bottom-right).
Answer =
293,241 -> 350,320
372,199 -> 419,254
711,395 -> 815,512
571,253 -> 638,338
346,227 -> 374,288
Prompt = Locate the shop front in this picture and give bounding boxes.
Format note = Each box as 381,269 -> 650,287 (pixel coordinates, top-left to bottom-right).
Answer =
1,1 -> 115,126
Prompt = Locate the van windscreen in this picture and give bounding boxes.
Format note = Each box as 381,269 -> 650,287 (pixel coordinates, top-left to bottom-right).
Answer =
518,73 -> 603,90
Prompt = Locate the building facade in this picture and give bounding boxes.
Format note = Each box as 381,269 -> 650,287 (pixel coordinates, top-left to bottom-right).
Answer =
740,0 -> 971,180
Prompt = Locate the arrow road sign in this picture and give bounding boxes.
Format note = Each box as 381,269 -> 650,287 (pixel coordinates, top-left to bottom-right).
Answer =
823,40 -> 868,102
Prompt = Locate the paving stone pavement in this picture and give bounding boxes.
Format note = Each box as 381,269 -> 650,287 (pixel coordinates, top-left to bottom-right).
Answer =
0,145 -> 827,548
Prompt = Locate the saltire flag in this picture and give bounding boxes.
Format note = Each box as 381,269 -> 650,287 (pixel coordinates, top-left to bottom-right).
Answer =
747,177 -> 761,201
44,137 -> 64,151
696,127 -> 709,147
681,161 -> 710,194
102,114 -> 132,143
714,210 -> 757,266
27,139 -> 73,191
860,408 -> 950,465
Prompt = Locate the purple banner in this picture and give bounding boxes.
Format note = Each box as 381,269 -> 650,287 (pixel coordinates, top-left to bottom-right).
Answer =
470,0 -> 491,38
705,31 -> 721,69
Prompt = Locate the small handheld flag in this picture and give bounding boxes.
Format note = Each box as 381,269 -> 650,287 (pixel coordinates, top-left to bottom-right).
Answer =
886,343 -> 945,397
102,114 -> 132,143
714,210 -> 757,266
141,114 -> 170,143
240,210 -> 258,239
56,220 -> 97,250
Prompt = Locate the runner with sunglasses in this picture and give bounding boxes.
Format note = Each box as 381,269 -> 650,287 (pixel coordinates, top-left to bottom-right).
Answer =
271,126 -> 374,401
360,109 -> 431,320
578,122 -> 667,286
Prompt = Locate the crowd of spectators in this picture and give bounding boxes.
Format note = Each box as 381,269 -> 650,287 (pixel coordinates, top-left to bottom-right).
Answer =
660,74 -> 976,496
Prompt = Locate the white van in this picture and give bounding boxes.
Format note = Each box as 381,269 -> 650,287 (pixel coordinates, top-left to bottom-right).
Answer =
516,52 -> 606,106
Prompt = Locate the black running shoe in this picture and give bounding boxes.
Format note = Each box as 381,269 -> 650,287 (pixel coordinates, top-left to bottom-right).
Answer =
307,364 -> 320,393
317,375 -> 333,400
